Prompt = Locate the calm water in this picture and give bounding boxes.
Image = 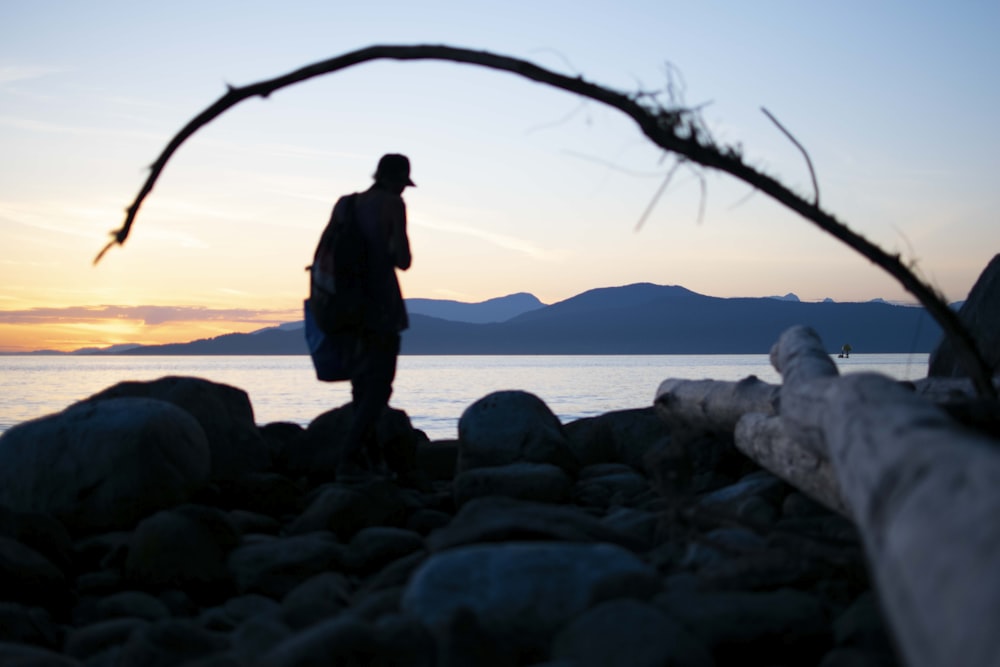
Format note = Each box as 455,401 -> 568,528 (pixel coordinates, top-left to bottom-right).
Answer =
0,354 -> 929,441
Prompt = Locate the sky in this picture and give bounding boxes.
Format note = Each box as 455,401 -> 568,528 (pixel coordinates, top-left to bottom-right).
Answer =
1,1 -> 998,352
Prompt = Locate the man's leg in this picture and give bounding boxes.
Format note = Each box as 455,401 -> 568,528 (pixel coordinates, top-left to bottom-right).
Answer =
340,331 -> 399,477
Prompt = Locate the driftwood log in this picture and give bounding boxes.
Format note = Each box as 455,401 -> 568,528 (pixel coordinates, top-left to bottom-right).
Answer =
654,375 -> 779,434
654,326 -> 1000,666
769,325 -> 1000,667
733,413 -> 848,517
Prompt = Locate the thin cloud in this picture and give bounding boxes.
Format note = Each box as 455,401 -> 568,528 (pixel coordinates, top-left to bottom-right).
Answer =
413,217 -> 570,262
0,305 -> 291,326
0,64 -> 64,85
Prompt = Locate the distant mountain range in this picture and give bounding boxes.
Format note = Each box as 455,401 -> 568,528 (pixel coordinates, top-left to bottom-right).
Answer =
60,283 -> 944,356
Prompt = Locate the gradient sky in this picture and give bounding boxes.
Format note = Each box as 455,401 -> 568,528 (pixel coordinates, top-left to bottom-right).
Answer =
2,1 -> 998,352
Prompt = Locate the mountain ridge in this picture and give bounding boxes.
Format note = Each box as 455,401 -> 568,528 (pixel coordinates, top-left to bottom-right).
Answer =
62,283 -> 943,356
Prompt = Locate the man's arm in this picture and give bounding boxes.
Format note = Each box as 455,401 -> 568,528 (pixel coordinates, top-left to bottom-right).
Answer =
387,197 -> 412,270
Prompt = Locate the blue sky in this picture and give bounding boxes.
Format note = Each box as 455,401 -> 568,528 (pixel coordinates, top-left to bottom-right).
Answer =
1,1 -> 998,351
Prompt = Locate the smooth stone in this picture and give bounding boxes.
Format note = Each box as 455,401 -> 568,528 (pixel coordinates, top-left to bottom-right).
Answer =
65,618 -> 149,660
453,462 -> 573,506
125,505 -> 240,592
0,397 -> 210,533
426,496 -> 646,553
458,390 -> 578,474
552,599 -> 712,667
227,533 -> 343,598
84,375 -> 270,481
95,591 -> 170,622
344,526 -> 425,574
402,541 -> 660,652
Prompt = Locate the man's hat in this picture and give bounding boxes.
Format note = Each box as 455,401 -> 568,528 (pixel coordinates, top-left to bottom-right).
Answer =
374,153 -> 416,187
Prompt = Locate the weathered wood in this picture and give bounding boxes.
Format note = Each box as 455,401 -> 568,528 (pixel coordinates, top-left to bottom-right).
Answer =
773,325 -> 1000,667
733,413 -> 848,517
653,376 -> 779,433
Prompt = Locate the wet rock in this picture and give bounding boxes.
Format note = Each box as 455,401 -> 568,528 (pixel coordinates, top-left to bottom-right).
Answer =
0,536 -> 69,610
834,591 -> 898,659
678,526 -> 767,571
697,469 -> 789,511
355,550 -> 428,598
0,397 -> 210,533
552,598 -> 712,667
64,618 -> 148,661
402,541 -> 659,653
352,585 -> 404,621
288,479 -> 408,539
344,526 -> 425,574
73,531 -> 131,572
294,405 -> 421,480
453,462 -> 573,506
0,507 -> 74,574
230,610 -> 293,660
125,505 -> 240,595
783,490 -> 834,517
601,507 -> 660,550
85,375 -> 270,481
416,439 -> 459,479
94,591 -> 170,622
564,407 -> 671,470
655,587 -> 831,664
116,618 -> 229,667
426,496 -> 646,552
929,253 -> 1000,377
405,508 -> 452,535
820,646 -> 898,666
573,464 -> 650,509
227,532 -> 344,598
374,613 -> 436,667
458,390 -> 578,474
261,615 -> 377,667
259,421 -> 306,473
215,472 -> 304,518
198,594 -> 279,632
0,602 -> 60,649
0,642 -> 82,666
280,572 -> 351,630
227,509 -> 281,535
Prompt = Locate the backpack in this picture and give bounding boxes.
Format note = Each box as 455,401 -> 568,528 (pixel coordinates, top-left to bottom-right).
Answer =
307,193 -> 368,334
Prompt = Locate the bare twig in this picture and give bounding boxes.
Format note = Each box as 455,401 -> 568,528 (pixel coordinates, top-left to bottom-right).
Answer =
761,107 -> 820,207
635,159 -> 682,232
97,43 -> 995,398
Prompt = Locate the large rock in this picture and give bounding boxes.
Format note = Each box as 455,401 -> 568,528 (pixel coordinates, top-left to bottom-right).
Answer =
655,588 -> 831,664
0,537 -> 68,610
452,462 -> 574,506
125,505 -> 241,593
0,397 -> 211,533
564,407 -> 671,470
457,390 -> 578,474
402,541 -> 660,653
84,375 -> 270,480
227,533 -> 344,598
287,479 -> 409,539
552,599 -> 712,667
929,254 -> 1000,378
426,496 -> 647,552
288,405 -> 422,479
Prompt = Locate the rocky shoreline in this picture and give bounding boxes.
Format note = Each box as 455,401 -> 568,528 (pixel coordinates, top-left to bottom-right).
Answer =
0,375 -> 899,666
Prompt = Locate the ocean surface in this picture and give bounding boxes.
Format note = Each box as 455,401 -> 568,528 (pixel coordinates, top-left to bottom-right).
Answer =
0,354 -> 930,442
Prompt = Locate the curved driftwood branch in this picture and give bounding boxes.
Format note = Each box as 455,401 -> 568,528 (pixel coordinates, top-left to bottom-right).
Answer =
654,375 -> 779,433
771,325 -> 1000,667
97,43 -> 994,397
734,412 -> 848,517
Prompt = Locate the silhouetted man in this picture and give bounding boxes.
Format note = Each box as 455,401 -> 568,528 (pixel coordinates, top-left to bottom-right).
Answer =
334,154 -> 413,479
